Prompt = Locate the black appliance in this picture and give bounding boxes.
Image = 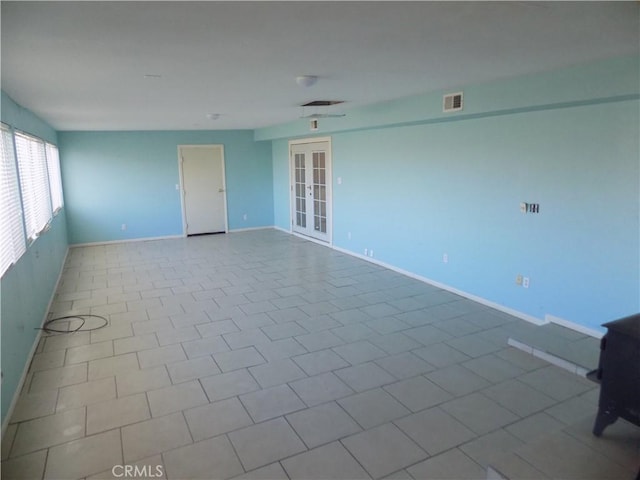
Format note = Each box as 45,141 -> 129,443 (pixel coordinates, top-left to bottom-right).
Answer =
590,313 -> 640,437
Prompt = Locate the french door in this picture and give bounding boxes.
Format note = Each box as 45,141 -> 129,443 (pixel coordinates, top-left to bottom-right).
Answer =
290,139 -> 331,242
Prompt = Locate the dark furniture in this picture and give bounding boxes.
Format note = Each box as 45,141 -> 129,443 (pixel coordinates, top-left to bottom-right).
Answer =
591,313 -> 640,437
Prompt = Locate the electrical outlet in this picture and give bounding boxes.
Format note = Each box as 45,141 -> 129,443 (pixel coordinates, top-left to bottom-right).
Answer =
523,277 -> 530,288
243,214 -> 247,221
364,248 -> 368,256
121,224 -> 127,231
369,250 -> 374,258
516,274 -> 523,286
443,253 -> 448,263
347,232 -> 351,240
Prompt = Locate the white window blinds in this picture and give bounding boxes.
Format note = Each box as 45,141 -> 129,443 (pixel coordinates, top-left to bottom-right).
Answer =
46,143 -> 64,213
0,124 -> 26,277
15,132 -> 52,241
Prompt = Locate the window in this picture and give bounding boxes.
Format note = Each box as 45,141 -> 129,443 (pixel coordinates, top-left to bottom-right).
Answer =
0,124 -> 26,277
15,132 -> 52,241
46,143 -> 64,213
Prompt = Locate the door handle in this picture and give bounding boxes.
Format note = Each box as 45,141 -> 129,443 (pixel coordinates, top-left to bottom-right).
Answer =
218,188 -> 225,193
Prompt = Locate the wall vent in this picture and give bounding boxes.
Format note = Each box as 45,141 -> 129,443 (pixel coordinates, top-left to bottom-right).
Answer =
443,92 -> 463,112
301,100 -> 344,107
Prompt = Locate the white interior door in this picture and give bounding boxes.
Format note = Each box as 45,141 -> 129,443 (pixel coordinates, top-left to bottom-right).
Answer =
290,140 -> 331,242
179,145 -> 227,235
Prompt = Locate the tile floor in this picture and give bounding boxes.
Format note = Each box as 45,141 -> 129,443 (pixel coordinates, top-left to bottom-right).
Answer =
2,230 -> 638,479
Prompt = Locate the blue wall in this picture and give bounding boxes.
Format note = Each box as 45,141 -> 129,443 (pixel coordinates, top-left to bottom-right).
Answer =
58,131 -> 273,244
1,92 -> 68,425
264,56 -> 640,332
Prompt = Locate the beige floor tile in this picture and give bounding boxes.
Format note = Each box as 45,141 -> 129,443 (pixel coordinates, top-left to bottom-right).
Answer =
5,231 -> 628,480
213,347 -> 266,372
286,401 -> 362,449
43,331 -> 90,352
505,412 -> 564,443
231,462 -> 288,480
110,310 -> 150,324
184,397 -> 253,441
155,325 -> 200,346
87,393 -> 150,434
228,417 -> 307,471
282,441 -> 370,479
248,358 -> 307,389
460,429 -> 524,468
240,384 -> 306,423
87,455 -> 166,479
199,369 -> 260,402
407,448 -> 485,480
395,407 -> 476,456
182,335 -> 230,358
515,430 -> 633,479
342,423 -> 427,479
440,392 -> 519,435
116,365 -> 171,397
488,452 -> 550,480
9,390 -> 58,423
88,353 -> 139,380
11,407 -> 86,456
482,379 -> 556,417
121,412 -> 192,462
29,363 -> 87,392
132,318 -> 173,336
57,377 -> 117,411
384,375 -> 452,412
137,344 -> 187,369
90,322 -> 133,343
146,380 -> 208,417
563,415 -> 640,473
1,423 -> 17,460
28,349 -> 66,372
1,449 -> 47,479
66,340 -> 114,364
339,388 -> 410,430
113,333 -> 159,355
44,429 -> 122,479
163,435 -> 244,479
166,356 -> 220,384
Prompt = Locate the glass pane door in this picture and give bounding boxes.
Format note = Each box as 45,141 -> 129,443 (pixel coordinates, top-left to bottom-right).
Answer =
290,141 -> 331,242
294,153 -> 306,228
312,151 -> 327,234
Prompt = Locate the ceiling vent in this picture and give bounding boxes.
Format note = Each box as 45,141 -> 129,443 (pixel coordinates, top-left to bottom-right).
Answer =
443,92 -> 463,113
301,100 -> 344,107
299,100 -> 346,119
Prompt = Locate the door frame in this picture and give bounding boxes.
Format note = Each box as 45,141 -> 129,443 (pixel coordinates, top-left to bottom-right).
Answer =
177,144 -> 228,236
288,137 -> 333,245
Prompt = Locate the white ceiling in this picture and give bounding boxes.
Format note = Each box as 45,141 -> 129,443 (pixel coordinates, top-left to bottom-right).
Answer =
1,1 -> 638,131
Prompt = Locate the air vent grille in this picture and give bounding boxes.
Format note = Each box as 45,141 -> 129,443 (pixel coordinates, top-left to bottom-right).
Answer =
443,92 -> 463,112
301,100 -> 344,107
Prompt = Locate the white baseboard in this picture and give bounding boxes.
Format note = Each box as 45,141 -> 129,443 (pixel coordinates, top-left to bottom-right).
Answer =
290,231 -> 332,248
2,246 -> 70,438
545,314 -> 604,338
272,225 -> 292,234
70,234 -> 184,248
228,226 -> 274,233
507,337 -> 591,377
331,245 -> 548,327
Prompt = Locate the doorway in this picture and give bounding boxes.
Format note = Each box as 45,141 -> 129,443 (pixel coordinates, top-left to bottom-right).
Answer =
178,145 -> 228,236
290,138 -> 332,243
